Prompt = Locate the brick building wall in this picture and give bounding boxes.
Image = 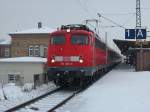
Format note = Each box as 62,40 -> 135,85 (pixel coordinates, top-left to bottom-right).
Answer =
0,45 -> 11,58
10,34 -> 49,57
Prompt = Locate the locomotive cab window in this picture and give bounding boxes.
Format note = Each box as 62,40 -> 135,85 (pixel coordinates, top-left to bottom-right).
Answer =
71,35 -> 89,45
51,35 -> 66,45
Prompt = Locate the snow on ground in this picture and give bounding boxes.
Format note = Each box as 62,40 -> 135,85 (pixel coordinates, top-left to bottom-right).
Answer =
57,64 -> 150,112
0,82 -> 56,112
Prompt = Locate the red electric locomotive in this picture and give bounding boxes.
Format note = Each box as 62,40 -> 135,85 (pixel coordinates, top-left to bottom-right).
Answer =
47,24 -> 121,87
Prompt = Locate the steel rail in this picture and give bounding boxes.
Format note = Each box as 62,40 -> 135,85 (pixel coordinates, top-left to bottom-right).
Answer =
5,63 -> 119,112
48,63 -> 120,112
5,87 -> 61,112
48,90 -> 81,112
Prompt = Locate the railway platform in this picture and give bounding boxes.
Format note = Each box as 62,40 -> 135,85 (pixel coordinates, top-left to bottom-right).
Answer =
56,63 -> 150,112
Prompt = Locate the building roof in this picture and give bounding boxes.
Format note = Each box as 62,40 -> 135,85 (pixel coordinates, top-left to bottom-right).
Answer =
0,38 -> 11,45
113,39 -> 150,55
0,57 -> 47,63
9,27 -> 55,35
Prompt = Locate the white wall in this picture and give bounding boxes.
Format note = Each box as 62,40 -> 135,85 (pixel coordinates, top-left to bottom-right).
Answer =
0,62 -> 45,85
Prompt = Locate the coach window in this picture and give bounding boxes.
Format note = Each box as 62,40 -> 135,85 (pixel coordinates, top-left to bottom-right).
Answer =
71,35 -> 89,45
51,35 -> 65,45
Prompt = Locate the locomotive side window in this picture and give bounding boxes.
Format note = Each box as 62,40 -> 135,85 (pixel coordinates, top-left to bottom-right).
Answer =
71,35 -> 89,45
51,35 -> 66,45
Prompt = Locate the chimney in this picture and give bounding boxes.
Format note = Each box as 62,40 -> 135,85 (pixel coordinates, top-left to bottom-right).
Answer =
38,22 -> 42,29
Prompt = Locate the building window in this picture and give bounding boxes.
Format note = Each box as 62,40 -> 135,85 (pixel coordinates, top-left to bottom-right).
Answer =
15,75 -> 20,82
39,45 -> 44,57
34,45 -> 40,56
4,48 -> 9,57
8,74 -> 21,84
29,46 -> 34,56
8,74 -> 15,83
29,45 -> 46,57
0,47 -> 2,57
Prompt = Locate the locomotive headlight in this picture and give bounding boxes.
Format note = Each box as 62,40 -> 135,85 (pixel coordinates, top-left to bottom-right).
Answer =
51,59 -> 55,63
79,59 -> 83,63
66,29 -> 70,32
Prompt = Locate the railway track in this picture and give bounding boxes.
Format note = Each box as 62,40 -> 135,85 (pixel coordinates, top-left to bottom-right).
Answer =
5,64 -> 119,112
5,87 -> 80,112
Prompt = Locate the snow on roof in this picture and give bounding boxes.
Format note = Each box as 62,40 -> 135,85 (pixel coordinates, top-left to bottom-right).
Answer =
10,27 -> 55,35
0,57 -> 47,63
0,38 -> 11,45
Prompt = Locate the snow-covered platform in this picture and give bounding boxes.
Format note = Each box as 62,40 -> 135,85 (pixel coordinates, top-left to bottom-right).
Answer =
57,63 -> 150,112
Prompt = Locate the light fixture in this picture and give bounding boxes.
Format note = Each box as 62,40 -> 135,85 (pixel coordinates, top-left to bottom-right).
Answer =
51,59 -> 55,63
79,59 -> 83,63
66,29 -> 70,32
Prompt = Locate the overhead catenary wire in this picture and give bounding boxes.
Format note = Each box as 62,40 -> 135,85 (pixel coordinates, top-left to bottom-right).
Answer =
74,0 -> 94,18
97,13 -> 126,29
75,0 -> 136,30
74,0 -> 144,43
100,12 -> 136,16
121,13 -> 136,26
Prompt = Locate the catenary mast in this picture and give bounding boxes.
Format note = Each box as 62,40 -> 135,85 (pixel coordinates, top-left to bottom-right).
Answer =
136,0 -> 141,28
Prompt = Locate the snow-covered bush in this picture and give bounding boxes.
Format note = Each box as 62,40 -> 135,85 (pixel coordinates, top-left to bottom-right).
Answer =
22,83 -> 34,92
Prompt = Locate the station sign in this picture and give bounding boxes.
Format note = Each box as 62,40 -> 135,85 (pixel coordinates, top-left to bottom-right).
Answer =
125,29 -> 147,39
125,29 -> 135,39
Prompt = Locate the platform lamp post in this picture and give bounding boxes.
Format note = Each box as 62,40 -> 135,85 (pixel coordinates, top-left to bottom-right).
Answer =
105,32 -> 108,67
97,13 -> 108,70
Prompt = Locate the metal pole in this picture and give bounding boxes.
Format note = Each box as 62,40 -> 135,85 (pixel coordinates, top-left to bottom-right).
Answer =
105,32 -> 108,65
136,0 -> 141,28
140,41 -> 143,70
136,0 -> 143,70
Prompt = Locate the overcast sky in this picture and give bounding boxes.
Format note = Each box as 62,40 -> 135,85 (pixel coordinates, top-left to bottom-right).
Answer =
1,0 -> 150,49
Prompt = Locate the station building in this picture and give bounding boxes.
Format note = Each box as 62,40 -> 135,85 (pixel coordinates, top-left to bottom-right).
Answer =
0,57 -> 47,86
114,39 -> 150,71
0,23 -> 56,86
9,22 -> 54,58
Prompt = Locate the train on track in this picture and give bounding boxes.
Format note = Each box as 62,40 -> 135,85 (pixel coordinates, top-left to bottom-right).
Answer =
47,24 -> 121,87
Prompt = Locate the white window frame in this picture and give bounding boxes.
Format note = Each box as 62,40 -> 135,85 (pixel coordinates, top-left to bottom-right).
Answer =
29,45 -> 34,56
4,47 -> 9,57
34,45 -> 40,57
8,74 -> 15,83
8,73 -> 21,83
